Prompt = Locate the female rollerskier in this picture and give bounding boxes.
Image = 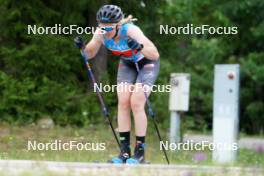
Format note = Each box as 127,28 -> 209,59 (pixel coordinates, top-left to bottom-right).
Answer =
75,4 -> 160,164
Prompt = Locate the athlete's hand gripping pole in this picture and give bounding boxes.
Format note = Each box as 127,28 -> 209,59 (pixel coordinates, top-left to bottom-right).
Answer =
74,36 -> 121,151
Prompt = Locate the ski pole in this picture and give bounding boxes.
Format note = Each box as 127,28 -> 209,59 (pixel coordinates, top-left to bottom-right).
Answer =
74,37 -> 121,151
132,50 -> 170,165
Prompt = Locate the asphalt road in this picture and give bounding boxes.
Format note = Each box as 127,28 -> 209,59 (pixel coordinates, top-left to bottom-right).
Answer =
0,160 -> 263,176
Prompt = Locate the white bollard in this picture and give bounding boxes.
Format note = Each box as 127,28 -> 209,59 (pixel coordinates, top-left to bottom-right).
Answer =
169,73 -> 190,143
213,64 -> 240,163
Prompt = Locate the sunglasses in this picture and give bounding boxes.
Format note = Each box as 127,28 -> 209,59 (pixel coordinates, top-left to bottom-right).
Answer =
99,24 -> 116,32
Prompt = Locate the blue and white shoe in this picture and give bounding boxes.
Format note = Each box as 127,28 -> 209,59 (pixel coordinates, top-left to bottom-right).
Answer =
109,154 -> 129,164
108,144 -> 131,164
126,143 -> 145,164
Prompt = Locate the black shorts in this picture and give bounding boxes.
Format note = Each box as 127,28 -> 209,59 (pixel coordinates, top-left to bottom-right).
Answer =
117,58 -> 160,86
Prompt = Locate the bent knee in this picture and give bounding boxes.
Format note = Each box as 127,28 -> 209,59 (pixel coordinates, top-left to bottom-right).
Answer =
130,94 -> 146,112
118,96 -> 130,109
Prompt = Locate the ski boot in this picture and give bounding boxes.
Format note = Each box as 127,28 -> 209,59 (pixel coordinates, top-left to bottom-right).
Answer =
126,143 -> 145,164
108,143 -> 131,164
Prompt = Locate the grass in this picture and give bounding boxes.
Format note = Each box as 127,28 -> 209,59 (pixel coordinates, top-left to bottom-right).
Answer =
0,123 -> 263,168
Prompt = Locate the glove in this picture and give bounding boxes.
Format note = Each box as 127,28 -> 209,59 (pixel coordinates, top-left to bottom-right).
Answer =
74,36 -> 84,49
127,38 -> 143,51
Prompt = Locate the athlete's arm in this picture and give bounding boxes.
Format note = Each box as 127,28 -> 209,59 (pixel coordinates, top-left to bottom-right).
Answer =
127,25 -> 159,60
84,29 -> 103,59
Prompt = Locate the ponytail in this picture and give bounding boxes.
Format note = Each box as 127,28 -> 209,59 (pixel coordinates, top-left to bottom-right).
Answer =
119,15 -> 137,24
